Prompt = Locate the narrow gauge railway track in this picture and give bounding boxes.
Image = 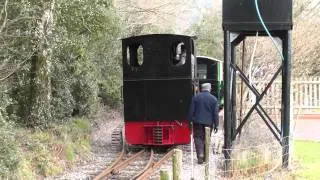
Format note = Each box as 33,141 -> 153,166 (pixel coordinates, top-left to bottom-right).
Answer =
93,147 -> 175,180
136,149 -> 174,180
93,147 -> 150,180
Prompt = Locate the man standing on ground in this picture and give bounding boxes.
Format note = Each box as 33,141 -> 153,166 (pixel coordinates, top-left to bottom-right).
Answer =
188,83 -> 219,164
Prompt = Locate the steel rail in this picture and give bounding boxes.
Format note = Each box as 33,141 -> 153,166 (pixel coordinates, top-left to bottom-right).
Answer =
93,148 -> 126,180
110,150 -> 144,176
93,149 -> 144,180
136,149 -> 175,180
130,149 -> 154,180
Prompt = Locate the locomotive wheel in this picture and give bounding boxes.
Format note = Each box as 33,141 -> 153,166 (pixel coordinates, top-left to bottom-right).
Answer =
111,125 -> 123,152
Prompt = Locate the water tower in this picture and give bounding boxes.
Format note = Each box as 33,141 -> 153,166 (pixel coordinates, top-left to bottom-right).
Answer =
222,0 -> 292,168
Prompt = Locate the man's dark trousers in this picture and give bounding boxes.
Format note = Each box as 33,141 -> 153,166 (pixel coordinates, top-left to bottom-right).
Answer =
193,123 -> 212,160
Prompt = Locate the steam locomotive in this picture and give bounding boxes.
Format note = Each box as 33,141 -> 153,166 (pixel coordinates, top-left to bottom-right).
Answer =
122,34 -> 222,146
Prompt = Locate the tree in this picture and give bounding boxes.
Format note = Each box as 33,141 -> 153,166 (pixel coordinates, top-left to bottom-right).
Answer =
52,0 -> 122,117
0,0 -> 42,125
190,11 -> 223,59
0,0 -> 122,127
292,0 -> 320,76
116,0 -> 200,36
28,0 -> 55,127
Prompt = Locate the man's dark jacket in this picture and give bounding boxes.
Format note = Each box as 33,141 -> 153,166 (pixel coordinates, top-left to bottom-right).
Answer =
188,91 -> 219,128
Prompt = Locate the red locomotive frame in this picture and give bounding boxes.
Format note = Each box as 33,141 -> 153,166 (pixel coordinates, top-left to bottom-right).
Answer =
125,121 -> 190,145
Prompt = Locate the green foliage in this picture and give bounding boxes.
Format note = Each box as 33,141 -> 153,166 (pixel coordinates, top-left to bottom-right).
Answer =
191,12 -> 223,59
51,80 -> 75,121
49,0 -> 122,119
56,0 -> 114,35
65,144 -> 76,162
9,75 -> 32,124
0,127 -> 20,178
238,150 -> 261,170
0,0 -> 37,126
0,118 -> 92,178
71,69 -> 99,116
230,147 -> 278,178
72,118 -> 90,130
32,144 -> 60,176
51,118 -> 91,165
99,76 -> 121,107
1,0 -> 122,127
0,89 -> 11,124
17,159 -> 35,180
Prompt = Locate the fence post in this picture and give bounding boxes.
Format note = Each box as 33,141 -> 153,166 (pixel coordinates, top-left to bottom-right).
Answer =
309,78 -> 312,107
160,169 -> 170,180
172,149 -> 182,180
314,78 -> 316,108
299,78 -> 303,109
205,127 -> 211,180
315,76 -> 318,111
304,78 -> 308,106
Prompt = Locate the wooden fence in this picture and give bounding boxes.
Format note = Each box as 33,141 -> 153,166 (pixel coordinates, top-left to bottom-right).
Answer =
236,77 -> 320,115
292,77 -> 320,113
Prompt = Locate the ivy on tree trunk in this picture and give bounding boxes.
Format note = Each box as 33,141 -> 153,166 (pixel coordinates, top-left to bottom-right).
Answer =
27,0 -> 55,128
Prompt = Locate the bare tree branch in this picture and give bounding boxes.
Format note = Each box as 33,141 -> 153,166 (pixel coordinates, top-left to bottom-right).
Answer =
6,16 -> 35,27
0,0 -> 8,33
248,32 -> 259,83
118,0 -> 176,11
131,2 -> 174,11
0,53 -> 33,82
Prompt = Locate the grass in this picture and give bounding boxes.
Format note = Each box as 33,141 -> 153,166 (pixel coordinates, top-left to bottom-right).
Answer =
229,146 -> 281,178
229,140 -> 320,179
0,118 -> 92,179
0,127 -> 20,178
293,140 -> 320,180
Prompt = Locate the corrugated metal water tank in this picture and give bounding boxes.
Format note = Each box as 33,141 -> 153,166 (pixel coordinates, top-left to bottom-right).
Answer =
223,0 -> 292,31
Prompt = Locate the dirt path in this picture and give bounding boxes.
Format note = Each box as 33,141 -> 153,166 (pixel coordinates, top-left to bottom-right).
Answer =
51,109 -> 226,180
293,114 -> 320,141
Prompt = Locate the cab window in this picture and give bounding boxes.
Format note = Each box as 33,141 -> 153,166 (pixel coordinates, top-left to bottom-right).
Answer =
198,64 -> 207,79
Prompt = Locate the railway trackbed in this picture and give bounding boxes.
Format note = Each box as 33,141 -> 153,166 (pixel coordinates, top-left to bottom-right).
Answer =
93,147 -> 175,180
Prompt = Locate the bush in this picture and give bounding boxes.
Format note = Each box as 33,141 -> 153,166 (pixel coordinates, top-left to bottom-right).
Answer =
32,144 -> 60,176
71,73 -> 99,116
0,92 -> 9,124
51,42 -> 101,119
50,118 -> 91,165
0,127 -> 20,178
51,60 -> 75,121
0,84 -> 15,125
11,118 -> 92,178
99,76 -> 121,107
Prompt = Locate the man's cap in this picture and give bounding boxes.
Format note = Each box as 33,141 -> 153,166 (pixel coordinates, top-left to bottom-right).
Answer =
201,83 -> 211,91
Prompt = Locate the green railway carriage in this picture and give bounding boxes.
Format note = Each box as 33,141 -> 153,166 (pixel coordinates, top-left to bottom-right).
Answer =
196,56 -> 224,106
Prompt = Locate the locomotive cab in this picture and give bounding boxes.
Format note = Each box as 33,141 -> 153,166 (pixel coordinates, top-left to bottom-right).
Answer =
196,56 -> 223,105
122,34 -> 196,146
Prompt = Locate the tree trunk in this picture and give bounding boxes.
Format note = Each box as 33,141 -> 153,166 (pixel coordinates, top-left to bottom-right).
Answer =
27,0 -> 55,128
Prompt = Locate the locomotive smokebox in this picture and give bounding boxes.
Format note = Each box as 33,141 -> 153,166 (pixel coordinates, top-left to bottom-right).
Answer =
223,0 -> 292,31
